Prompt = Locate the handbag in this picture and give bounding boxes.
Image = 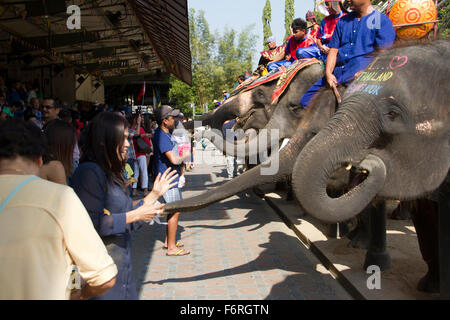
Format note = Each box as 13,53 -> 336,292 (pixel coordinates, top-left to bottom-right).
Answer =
135,136 -> 151,154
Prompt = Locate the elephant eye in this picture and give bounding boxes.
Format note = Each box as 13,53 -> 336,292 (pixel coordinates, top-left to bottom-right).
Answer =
386,111 -> 399,121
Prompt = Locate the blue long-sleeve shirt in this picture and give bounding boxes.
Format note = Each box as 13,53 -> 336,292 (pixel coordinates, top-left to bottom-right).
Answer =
328,10 -> 396,84
71,161 -> 145,299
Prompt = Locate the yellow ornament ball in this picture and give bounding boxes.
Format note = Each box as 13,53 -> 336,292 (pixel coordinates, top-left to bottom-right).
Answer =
389,0 -> 437,40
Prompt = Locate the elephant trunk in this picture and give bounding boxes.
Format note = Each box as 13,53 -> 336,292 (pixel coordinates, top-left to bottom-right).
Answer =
292,96 -> 386,223
163,131 -> 307,214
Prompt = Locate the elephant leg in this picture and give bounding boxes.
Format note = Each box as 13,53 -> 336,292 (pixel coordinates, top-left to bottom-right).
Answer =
286,176 -> 294,201
411,199 -> 439,293
390,201 -> 412,220
347,208 -> 371,249
363,200 -> 391,271
275,181 -> 285,191
439,177 -> 450,299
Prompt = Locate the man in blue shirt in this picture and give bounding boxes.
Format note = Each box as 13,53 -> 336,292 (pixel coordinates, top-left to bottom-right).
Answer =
153,105 -> 191,256
300,0 -> 396,108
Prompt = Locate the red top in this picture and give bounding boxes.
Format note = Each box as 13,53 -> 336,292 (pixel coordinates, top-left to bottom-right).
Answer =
286,35 -> 316,61
309,24 -> 320,40
133,127 -> 152,157
318,11 -> 346,43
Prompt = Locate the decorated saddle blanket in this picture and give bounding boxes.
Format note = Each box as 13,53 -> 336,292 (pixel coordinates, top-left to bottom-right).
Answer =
229,67 -> 286,98
271,58 -> 323,104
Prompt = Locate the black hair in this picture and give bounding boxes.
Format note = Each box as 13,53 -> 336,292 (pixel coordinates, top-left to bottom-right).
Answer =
238,75 -> 246,81
340,1 -> 349,14
23,108 -> 37,121
291,18 -> 308,33
12,101 -> 23,109
58,108 -> 72,122
81,112 -> 128,186
0,118 -> 46,161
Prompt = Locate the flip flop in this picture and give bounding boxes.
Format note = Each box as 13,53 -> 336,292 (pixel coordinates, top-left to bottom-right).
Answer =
163,241 -> 184,250
166,248 -> 190,256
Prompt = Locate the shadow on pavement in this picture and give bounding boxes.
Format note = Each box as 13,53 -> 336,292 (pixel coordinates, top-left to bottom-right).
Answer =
141,231 -> 340,299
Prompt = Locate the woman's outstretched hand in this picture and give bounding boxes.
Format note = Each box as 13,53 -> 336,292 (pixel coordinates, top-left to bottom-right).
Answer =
126,202 -> 165,224
148,168 -> 179,200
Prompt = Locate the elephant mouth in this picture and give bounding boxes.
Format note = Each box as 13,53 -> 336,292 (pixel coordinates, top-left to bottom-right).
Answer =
325,157 -> 372,198
234,109 -> 257,129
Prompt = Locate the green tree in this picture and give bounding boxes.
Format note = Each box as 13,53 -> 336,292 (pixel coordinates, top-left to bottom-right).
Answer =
314,10 -> 326,25
168,75 -> 195,116
284,0 -> 295,41
438,1 -> 450,37
169,9 -> 258,117
262,0 -> 272,47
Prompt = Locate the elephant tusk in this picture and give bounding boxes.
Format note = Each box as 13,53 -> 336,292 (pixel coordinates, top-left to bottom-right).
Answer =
345,163 -> 353,171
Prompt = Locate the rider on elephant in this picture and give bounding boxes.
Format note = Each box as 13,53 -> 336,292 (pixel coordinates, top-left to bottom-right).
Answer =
306,10 -> 320,41
316,0 -> 347,56
267,18 -> 322,72
256,36 -> 286,75
300,0 -> 395,109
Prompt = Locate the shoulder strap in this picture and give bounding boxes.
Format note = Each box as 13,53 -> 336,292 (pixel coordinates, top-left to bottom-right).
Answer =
0,176 -> 40,212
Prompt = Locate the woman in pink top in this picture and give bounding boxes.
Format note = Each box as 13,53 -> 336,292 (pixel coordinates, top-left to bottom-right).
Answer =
129,113 -> 152,196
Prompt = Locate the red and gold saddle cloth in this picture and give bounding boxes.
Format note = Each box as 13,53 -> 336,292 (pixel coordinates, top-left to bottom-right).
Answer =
230,67 -> 286,98
271,58 -> 323,104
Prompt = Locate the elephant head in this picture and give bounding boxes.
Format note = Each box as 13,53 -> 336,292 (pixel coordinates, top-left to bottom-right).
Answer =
216,62 -> 325,158
292,41 -> 450,224
186,75 -> 279,133
163,87 -> 338,214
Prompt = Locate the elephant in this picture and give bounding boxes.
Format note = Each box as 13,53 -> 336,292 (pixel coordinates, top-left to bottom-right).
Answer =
193,60 -> 325,161
163,85 -> 341,213
292,41 -> 449,294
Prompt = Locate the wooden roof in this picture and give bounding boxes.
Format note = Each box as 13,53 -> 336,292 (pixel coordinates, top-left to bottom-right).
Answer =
0,0 -> 192,85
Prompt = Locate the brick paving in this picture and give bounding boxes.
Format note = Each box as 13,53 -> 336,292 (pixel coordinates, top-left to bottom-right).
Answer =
131,143 -> 351,300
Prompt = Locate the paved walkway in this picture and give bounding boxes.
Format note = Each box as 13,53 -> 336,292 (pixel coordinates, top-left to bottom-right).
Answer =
131,144 -> 351,300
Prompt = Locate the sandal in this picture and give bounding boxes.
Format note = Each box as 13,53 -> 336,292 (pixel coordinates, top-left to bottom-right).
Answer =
166,248 -> 190,256
163,241 -> 184,250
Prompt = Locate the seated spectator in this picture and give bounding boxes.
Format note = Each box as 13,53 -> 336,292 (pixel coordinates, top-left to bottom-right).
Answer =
0,119 -> 117,299
316,0 -> 347,56
23,107 -> 37,123
267,18 -> 321,72
0,101 -> 20,121
28,97 -> 42,125
71,112 -> 178,299
40,119 -> 77,185
6,81 -> 21,106
27,83 -> 40,105
59,108 -> 73,124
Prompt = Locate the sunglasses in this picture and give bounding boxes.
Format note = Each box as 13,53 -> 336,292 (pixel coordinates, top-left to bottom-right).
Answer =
42,105 -> 56,110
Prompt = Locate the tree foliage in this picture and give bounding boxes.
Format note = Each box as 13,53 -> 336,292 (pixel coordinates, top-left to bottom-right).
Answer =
438,0 -> 450,37
262,0 -> 273,47
168,9 -> 258,116
284,0 -> 295,41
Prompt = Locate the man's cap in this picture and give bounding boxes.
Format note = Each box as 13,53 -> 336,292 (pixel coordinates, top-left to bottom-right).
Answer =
267,36 -> 276,43
155,105 -> 180,122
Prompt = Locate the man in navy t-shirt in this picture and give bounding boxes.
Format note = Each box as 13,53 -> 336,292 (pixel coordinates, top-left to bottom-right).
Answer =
153,105 -> 191,256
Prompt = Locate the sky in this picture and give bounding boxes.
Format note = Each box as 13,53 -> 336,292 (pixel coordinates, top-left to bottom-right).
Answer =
187,0 -> 316,69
